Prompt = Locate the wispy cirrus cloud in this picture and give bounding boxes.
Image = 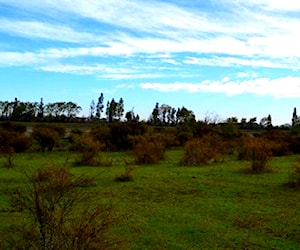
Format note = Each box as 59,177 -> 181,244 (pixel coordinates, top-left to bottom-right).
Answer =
0,0 -> 299,80
0,18 -> 99,44
140,76 -> 300,98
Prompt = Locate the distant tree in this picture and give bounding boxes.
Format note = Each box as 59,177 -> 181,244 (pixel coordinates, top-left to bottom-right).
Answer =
226,117 -> 238,124
116,98 -> 124,121
150,102 -> 160,125
89,100 -> 95,120
176,107 -> 195,124
11,98 -> 20,120
45,103 -> 55,118
0,101 -> 10,119
170,108 -> 177,125
160,104 -> 172,125
96,93 -> 104,119
37,98 -> 44,119
125,108 -> 139,122
292,107 -> 300,126
247,117 -> 259,130
107,99 -> 117,122
65,101 -> 82,119
260,114 -> 272,128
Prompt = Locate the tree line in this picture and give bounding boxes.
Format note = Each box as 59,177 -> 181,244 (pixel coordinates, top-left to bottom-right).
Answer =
0,93 -> 299,128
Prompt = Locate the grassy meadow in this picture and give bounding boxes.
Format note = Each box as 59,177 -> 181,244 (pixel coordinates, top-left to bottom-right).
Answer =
0,149 -> 299,249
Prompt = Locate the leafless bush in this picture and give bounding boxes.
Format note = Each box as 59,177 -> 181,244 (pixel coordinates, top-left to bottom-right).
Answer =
5,164 -> 123,249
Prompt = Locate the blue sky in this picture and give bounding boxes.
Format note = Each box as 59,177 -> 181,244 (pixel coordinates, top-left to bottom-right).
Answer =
0,0 -> 300,125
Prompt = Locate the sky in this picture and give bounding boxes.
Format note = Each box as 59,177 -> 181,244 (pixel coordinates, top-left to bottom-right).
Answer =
0,0 -> 300,125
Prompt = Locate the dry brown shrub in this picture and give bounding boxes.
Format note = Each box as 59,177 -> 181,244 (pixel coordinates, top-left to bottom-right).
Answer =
132,135 -> 165,164
239,136 -> 272,173
180,136 -> 222,166
32,126 -> 60,152
71,134 -> 111,166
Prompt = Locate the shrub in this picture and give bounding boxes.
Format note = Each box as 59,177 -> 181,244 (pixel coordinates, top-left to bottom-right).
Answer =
0,122 -> 27,133
0,145 -> 15,168
286,164 -> 300,188
132,135 -> 165,164
5,165 -> 123,249
114,166 -> 136,182
32,125 -> 61,152
239,136 -> 271,173
71,134 -> 112,166
0,126 -> 31,153
180,136 -> 221,166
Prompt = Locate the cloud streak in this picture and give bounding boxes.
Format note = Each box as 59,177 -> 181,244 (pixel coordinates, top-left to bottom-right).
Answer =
140,76 -> 300,98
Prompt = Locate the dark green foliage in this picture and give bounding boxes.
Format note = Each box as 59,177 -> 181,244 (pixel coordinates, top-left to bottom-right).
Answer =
91,122 -> 147,151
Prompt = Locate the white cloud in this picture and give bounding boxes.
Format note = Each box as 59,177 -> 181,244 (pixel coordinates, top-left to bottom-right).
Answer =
140,76 -> 300,98
183,56 -> 300,70
237,72 -> 258,78
1,0 -> 300,74
0,18 -> 98,44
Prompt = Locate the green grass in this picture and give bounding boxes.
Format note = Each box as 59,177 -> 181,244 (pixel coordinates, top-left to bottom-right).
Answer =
0,150 -> 300,249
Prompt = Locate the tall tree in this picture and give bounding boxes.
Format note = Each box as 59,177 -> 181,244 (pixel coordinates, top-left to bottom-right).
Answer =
89,100 -> 95,120
260,114 -> 272,128
150,102 -> 160,125
176,107 -> 195,124
116,97 -> 124,121
37,98 -> 44,119
292,107 -> 299,126
65,101 -> 82,119
96,93 -> 104,119
107,99 -> 118,122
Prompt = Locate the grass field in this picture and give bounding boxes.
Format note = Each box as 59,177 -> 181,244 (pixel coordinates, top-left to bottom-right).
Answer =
0,149 -> 300,249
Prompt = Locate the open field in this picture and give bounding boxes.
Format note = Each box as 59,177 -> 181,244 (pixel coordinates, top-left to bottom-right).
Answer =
0,150 -> 299,249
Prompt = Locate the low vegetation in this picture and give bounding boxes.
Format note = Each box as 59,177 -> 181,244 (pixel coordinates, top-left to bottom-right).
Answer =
1,120 -> 300,249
